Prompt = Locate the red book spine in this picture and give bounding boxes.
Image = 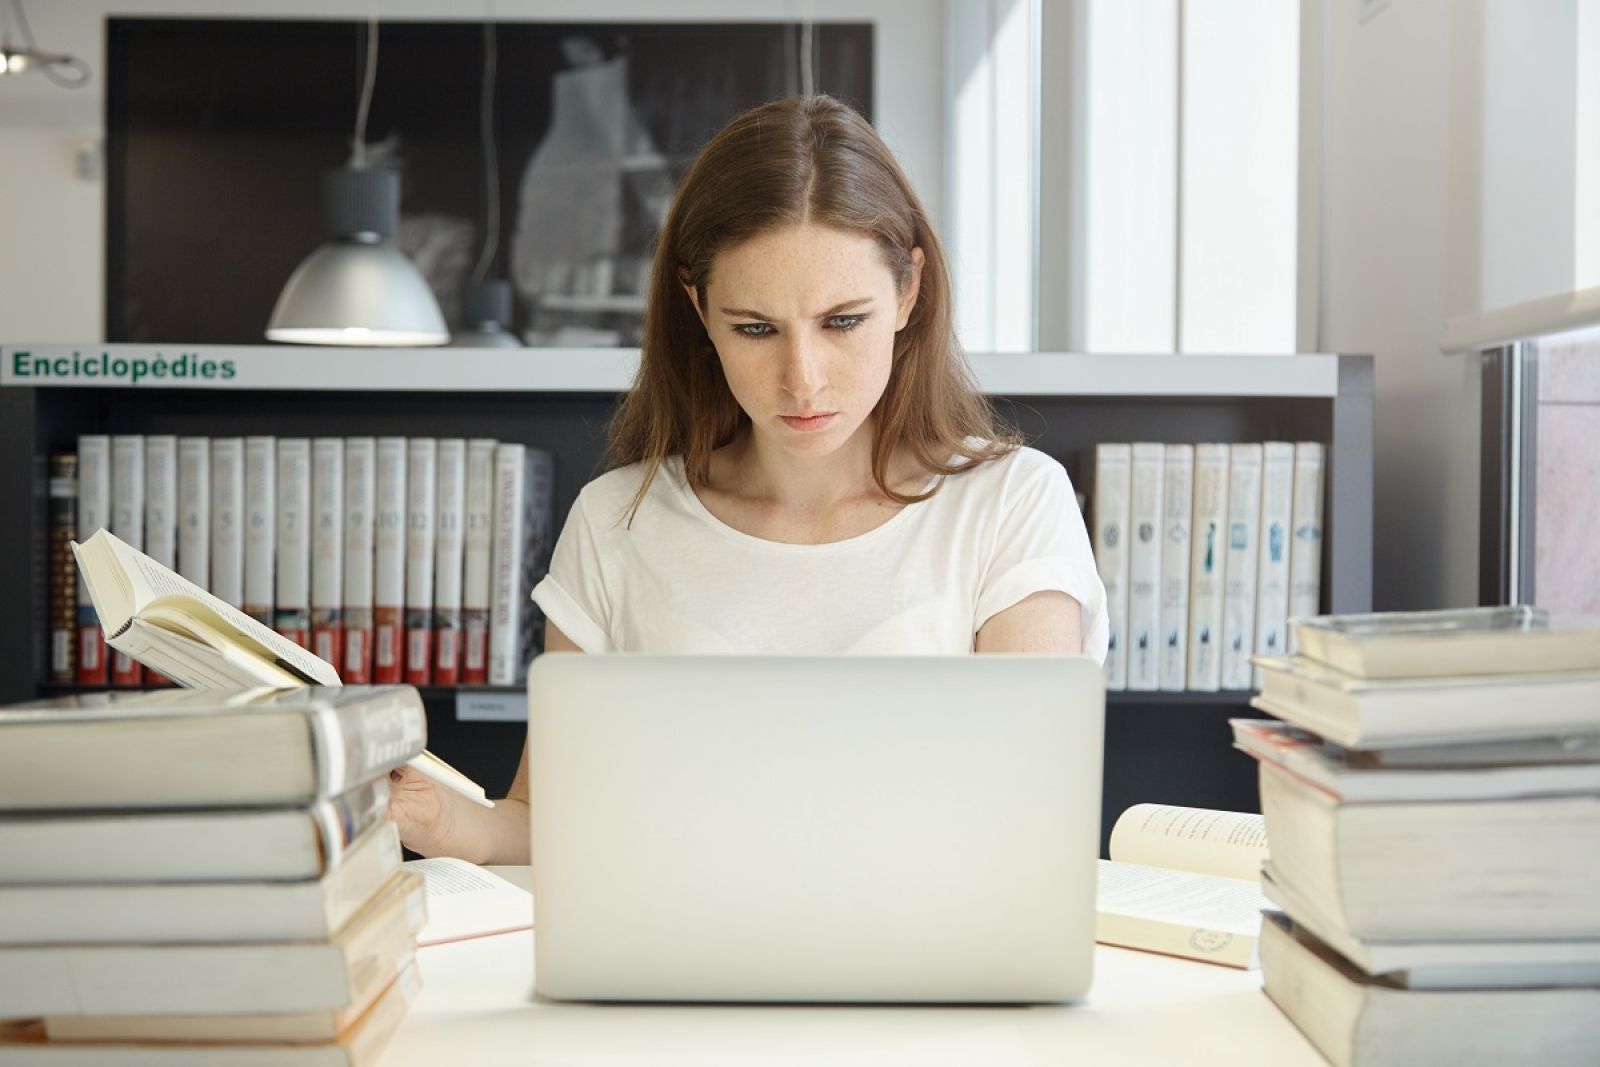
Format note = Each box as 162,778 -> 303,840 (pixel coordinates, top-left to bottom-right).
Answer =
373,606 -> 403,684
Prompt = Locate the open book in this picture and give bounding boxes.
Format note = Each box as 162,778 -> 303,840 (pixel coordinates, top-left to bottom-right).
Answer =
1095,803 -> 1271,969
403,858 -> 533,947
71,528 -> 490,808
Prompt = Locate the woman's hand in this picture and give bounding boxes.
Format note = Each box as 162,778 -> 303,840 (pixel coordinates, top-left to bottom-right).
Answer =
387,764 -> 458,858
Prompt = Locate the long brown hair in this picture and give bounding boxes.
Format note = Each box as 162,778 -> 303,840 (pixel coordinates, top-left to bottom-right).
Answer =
608,94 -> 1017,518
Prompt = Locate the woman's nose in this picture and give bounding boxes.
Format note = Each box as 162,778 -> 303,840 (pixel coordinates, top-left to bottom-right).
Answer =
781,333 -> 827,399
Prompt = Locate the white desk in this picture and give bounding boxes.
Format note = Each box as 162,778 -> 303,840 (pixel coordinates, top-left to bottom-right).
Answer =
382,868 -> 1323,1066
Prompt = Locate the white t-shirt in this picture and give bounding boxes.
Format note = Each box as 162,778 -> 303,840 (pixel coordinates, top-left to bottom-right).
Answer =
530,444 -> 1109,659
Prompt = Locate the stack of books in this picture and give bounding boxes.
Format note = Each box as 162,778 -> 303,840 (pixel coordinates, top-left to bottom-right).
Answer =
0,685 -> 429,1065
1233,606 -> 1600,1067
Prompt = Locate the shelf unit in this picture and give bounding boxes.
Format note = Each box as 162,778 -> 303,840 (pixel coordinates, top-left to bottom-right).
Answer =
0,347 -> 1374,852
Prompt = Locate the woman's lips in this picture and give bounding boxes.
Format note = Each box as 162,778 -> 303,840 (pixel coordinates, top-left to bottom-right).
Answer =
780,413 -> 837,432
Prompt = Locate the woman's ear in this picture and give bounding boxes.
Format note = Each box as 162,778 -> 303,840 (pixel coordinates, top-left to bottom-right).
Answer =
895,247 -> 925,332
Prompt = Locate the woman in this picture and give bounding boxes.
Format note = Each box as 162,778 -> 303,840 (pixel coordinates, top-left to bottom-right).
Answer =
392,95 -> 1108,864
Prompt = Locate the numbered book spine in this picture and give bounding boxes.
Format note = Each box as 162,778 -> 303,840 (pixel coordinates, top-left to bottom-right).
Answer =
432,439 -> 467,686
275,438 -> 312,648
488,444 -> 528,686
175,436 -> 210,591
1093,444 -> 1132,690
372,437 -> 408,685
522,448 -> 558,668
404,438 -> 438,686
109,435 -> 146,686
1220,443 -> 1263,690
343,438 -> 377,684
243,436 -> 276,629
75,435 -> 111,685
1286,442 -> 1326,653
47,454 -> 77,684
143,436 -> 178,685
1158,444 -> 1194,691
209,438 -> 245,609
1252,442 -> 1296,686
1126,444 -> 1164,690
310,438 -> 346,675
1185,444 -> 1230,691
460,438 -> 498,684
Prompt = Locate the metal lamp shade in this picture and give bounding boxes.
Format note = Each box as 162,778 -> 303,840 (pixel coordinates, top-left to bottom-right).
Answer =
266,238 -> 450,346
450,279 -> 523,347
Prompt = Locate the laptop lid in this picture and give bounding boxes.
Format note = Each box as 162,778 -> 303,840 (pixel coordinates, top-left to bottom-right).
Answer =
527,654 -> 1104,1003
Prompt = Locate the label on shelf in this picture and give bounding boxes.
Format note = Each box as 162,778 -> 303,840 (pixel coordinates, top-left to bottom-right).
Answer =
455,690 -> 527,723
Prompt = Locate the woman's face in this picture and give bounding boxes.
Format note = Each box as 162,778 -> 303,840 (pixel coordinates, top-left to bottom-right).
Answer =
688,222 -> 922,462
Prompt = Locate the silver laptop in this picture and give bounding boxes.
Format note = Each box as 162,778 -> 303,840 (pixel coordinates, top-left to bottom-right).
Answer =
526,654 -> 1104,1003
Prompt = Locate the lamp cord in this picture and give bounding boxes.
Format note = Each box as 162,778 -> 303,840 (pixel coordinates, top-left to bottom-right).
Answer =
351,15 -> 379,168
8,0 -> 90,88
470,21 -> 501,285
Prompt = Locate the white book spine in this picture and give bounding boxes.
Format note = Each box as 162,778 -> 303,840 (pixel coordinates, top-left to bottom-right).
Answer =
432,440 -> 467,682
142,436 -> 178,572
209,438 -> 245,608
1158,444 -> 1194,691
488,443 -> 527,686
175,437 -> 210,590
109,436 -> 146,682
1220,443 -> 1264,690
311,438 -> 346,669
1093,444 -> 1132,690
1125,443 -> 1165,691
1186,444 -> 1230,691
405,438 -> 438,684
342,438 -> 378,683
1252,442 -> 1296,686
372,437 -> 408,683
75,435 -> 112,681
243,436 -> 276,626
461,437 -> 498,683
275,438 -> 312,642
1287,441 -> 1326,653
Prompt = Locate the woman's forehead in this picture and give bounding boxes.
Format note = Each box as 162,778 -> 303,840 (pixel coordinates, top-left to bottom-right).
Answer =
708,223 -> 895,308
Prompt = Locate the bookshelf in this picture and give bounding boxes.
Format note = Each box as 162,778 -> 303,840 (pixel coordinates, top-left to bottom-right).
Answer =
0,347 -> 1374,852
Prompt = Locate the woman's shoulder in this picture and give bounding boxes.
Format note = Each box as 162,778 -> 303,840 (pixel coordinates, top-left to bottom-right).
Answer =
570,456 -> 685,525
945,440 -> 1066,492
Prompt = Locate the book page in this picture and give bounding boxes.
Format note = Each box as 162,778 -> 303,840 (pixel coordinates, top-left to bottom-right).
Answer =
1097,860 -> 1268,933
404,858 -> 532,947
1108,803 -> 1268,881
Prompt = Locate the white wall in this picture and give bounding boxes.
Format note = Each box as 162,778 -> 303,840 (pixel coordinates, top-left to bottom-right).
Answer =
0,0 -> 944,343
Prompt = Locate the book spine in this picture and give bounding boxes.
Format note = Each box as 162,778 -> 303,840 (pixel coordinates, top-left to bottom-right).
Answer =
404,438 -> 438,686
521,448 -> 558,672
1185,444 -> 1230,691
175,436 -> 210,590
1093,443 -> 1132,690
209,438 -> 245,609
1220,443 -> 1264,690
109,436 -> 146,686
372,437 -> 408,684
75,434 -> 111,685
461,437 -> 498,684
143,436 -> 178,686
275,438 -> 312,647
1252,442 -> 1296,686
1125,443 -> 1164,691
47,454 -> 77,683
311,775 -> 394,865
1286,441 -> 1326,653
343,438 -> 377,685
312,690 -> 428,796
242,435 -> 276,628
432,439 -> 467,685
488,443 -> 527,686
311,438 -> 346,675
1158,444 -> 1194,691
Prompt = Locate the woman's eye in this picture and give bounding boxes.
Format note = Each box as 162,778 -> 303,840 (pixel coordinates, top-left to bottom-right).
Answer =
733,323 -> 775,339
826,314 -> 866,331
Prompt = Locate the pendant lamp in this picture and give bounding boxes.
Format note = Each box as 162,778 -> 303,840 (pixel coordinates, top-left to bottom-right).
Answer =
452,279 -> 522,347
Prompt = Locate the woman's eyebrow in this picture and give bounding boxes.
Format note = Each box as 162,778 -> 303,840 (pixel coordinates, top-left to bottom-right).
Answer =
718,297 -> 874,320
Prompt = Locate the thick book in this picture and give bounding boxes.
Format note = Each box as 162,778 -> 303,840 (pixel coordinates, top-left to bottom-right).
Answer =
1124,443 -> 1164,691
74,434 -> 110,685
209,437 -> 246,609
108,435 -> 145,686
1251,441 -> 1294,686
311,437 -> 346,675
343,437 -> 377,684
404,438 -> 438,686
1092,443 -> 1132,690
0,868 -> 424,1018
1185,443 -> 1229,690
0,822 -> 402,943
243,434 -> 277,628
1249,654 -> 1600,747
1094,803 -> 1270,969
0,776 -> 391,884
1258,758 -> 1600,940
432,439 -> 467,685
47,454 -> 77,683
37,960 -> 420,1050
372,437 -> 407,685
71,527 -> 340,691
1285,441 -> 1324,650
143,434 -> 179,685
1219,442 -> 1262,690
1231,718 -> 1600,803
1260,911 -> 1600,1067
175,436 -> 210,591
1157,443 -> 1193,691
0,686 -> 422,809
487,445 -> 556,685
1291,605 -> 1600,680
1261,865 -> 1600,990
460,437 -> 498,684
276,438 -> 313,647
